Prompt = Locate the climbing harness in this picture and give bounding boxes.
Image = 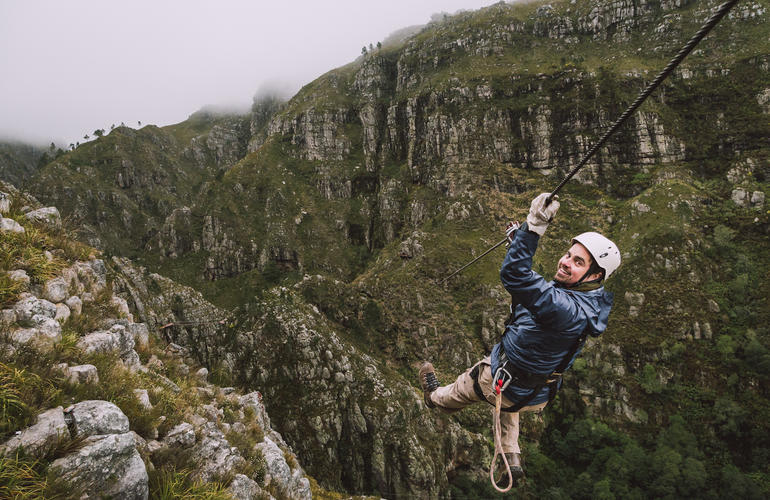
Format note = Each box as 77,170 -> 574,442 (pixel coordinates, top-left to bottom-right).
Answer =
444,0 -> 741,283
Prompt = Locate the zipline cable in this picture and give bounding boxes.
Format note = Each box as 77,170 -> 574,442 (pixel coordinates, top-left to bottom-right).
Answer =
444,0 -> 741,282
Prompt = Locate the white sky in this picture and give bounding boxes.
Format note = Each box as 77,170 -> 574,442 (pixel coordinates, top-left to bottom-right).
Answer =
0,0 -> 498,146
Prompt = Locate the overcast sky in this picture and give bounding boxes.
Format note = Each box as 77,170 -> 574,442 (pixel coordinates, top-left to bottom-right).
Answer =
0,0 -> 498,147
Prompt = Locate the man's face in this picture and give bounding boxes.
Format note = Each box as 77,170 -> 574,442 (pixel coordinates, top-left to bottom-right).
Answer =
554,242 -> 599,286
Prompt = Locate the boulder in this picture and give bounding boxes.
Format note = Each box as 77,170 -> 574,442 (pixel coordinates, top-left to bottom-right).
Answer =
77,324 -> 135,358
228,474 -> 268,500
163,422 -> 196,448
64,400 -> 130,438
0,308 -> 16,325
0,407 -> 68,459
55,303 -> 71,323
190,423 -> 245,482
133,389 -> 152,410
0,191 -> 9,214
195,367 -> 209,383
50,432 -> 148,500
7,269 -> 30,284
65,296 -> 83,316
23,207 -> 61,228
257,437 -> 292,489
64,364 -> 99,385
14,296 -> 57,326
111,295 -> 133,321
128,323 -> 150,349
240,391 -> 272,433
43,277 -> 69,303
10,317 -> 61,348
0,217 -> 24,234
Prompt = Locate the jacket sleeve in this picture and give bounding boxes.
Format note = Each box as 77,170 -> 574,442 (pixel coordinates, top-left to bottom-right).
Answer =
500,223 -> 579,329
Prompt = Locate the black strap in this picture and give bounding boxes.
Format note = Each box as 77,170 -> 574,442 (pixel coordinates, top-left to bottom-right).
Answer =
494,329 -> 590,412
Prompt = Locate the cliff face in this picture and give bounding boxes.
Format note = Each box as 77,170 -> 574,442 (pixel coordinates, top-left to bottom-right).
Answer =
11,0 -> 770,497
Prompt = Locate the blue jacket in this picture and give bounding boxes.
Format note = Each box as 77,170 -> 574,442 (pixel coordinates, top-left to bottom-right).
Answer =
490,222 -> 614,406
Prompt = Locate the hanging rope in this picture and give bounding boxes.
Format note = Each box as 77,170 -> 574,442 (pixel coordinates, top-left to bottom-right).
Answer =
490,382 -> 515,492
444,0 -> 741,282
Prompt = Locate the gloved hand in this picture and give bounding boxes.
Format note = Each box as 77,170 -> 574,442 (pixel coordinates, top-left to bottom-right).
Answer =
505,221 -> 520,243
526,192 -> 559,236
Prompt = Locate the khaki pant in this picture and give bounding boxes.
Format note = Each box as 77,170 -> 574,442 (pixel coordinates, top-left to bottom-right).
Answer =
429,357 -> 547,454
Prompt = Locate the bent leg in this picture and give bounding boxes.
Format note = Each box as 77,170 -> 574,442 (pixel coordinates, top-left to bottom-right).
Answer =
430,360 -> 486,413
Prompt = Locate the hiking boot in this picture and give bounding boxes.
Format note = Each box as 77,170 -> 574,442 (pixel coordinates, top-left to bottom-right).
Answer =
494,452 -> 525,487
419,362 -> 439,408
505,452 -> 525,480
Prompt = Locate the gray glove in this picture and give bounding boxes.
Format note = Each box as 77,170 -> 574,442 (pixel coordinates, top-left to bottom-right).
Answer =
526,192 -> 559,236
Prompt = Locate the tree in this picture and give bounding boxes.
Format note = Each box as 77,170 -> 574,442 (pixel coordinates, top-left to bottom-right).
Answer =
369,43 -> 373,51
93,129 -> 104,138
361,46 -> 367,56
110,124 -> 115,130
83,134 -> 90,140
137,120 -> 141,126
377,41 -> 382,50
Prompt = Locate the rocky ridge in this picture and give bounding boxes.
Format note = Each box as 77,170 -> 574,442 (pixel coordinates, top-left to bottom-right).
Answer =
0,185 -> 312,499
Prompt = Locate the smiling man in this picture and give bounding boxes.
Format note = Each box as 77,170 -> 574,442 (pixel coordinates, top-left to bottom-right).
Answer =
419,192 -> 620,482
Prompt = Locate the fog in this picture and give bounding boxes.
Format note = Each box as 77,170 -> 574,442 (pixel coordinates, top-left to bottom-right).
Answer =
0,0 -> 497,146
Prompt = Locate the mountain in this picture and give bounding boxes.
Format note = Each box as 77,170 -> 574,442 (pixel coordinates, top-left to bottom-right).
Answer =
0,140 -> 49,188
5,0 -> 770,497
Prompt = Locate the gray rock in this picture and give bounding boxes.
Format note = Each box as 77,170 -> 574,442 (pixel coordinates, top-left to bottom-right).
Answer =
195,367 -> 209,383
257,436 -> 310,499
0,217 -> 24,234
14,296 -> 57,326
65,364 -> 99,385
0,191 -> 9,214
111,295 -> 133,321
43,278 -> 69,303
190,423 -> 245,482
240,392 -> 272,432
50,433 -> 148,500
133,389 -> 153,410
54,303 -> 71,323
23,207 -> 61,228
257,437 -> 291,485
65,296 -> 83,316
77,324 -> 135,358
731,188 -> 748,207
164,422 -> 196,448
128,323 -> 150,349
7,269 -> 30,284
751,191 -> 765,208
196,387 -> 215,399
0,407 -> 68,459
0,308 -> 16,326
707,299 -> 720,313
10,317 -> 61,348
228,474 -> 268,500
65,400 -> 130,438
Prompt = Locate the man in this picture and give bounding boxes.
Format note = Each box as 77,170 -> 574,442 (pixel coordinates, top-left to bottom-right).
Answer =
419,192 -> 619,480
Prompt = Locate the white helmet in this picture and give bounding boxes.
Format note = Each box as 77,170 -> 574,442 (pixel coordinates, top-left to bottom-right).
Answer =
572,232 -> 621,279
